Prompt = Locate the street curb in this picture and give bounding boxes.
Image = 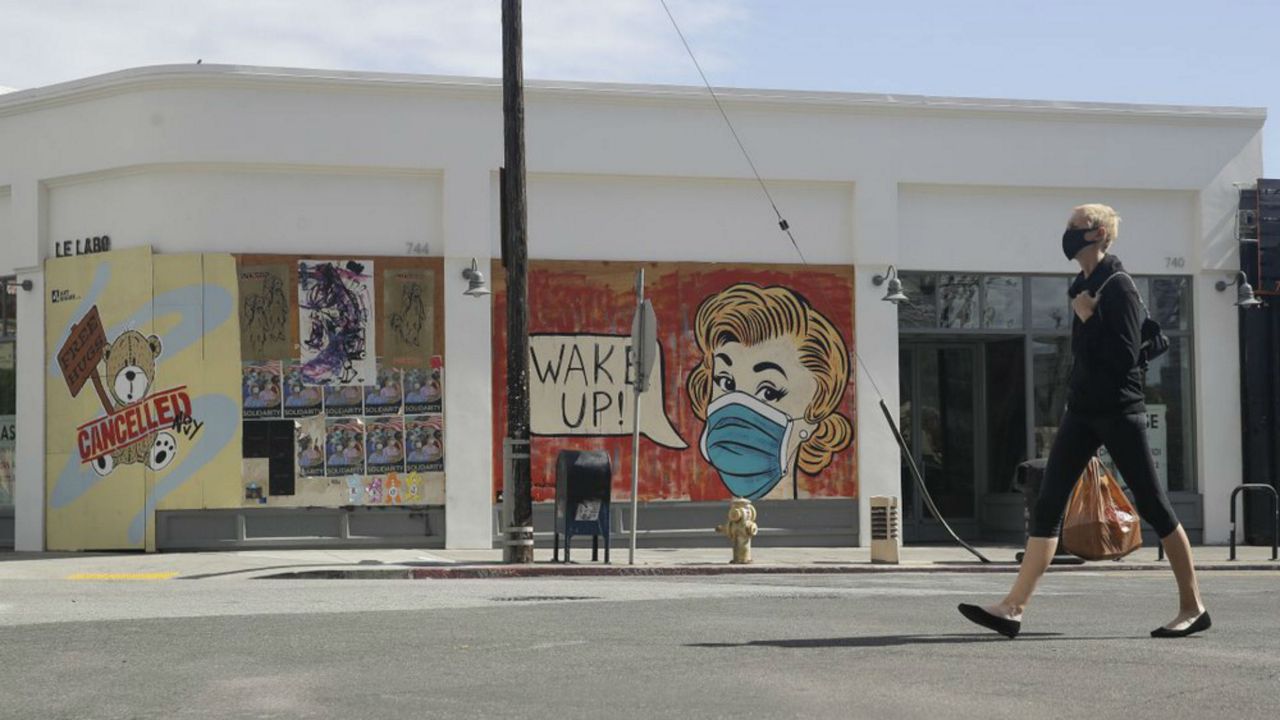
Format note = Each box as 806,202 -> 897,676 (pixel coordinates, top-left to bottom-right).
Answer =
252,562 -> 1280,580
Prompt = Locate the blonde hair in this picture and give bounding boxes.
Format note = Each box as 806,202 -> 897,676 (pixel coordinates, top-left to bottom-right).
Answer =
1073,203 -> 1121,250
686,283 -> 852,475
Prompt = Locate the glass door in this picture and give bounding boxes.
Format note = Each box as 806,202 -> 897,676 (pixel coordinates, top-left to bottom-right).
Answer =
899,343 -> 980,542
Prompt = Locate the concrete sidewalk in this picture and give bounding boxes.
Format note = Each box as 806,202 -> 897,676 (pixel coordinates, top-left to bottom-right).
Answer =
0,544 -> 1276,580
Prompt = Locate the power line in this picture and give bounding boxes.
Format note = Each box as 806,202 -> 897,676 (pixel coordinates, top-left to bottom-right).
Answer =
658,0 -> 806,264
658,2 -> 988,562
660,0 -> 896,399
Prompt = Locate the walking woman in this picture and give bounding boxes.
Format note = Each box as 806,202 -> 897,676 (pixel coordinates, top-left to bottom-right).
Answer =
958,204 -> 1210,639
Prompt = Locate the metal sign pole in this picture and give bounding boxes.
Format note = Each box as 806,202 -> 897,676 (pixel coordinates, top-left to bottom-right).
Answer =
629,268 -> 644,565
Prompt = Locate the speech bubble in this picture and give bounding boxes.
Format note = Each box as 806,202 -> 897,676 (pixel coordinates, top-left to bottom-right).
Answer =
528,334 -> 687,449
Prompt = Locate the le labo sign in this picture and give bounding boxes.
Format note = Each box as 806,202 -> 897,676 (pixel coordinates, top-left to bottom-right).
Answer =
54,235 -> 111,258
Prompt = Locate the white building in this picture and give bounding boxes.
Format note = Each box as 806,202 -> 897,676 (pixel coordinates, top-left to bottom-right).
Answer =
0,64 -> 1264,551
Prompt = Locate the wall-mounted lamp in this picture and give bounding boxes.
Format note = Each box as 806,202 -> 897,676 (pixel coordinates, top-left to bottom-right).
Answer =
872,265 -> 908,305
20,279 -> 33,291
460,258 -> 492,297
1215,271 -> 1263,308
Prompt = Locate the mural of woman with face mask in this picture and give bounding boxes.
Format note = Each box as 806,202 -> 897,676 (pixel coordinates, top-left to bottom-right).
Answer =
686,283 -> 853,501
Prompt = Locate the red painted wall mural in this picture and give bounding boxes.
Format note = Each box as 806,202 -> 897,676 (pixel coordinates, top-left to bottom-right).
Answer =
492,261 -> 857,503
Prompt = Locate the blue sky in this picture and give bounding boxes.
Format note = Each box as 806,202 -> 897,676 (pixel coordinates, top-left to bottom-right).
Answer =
2,0 -> 1274,170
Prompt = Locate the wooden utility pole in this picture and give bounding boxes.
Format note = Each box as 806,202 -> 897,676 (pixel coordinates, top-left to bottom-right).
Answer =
502,0 -> 534,563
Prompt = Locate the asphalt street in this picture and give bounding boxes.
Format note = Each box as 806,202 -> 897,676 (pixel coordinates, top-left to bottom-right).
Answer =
1,571 -> 1277,720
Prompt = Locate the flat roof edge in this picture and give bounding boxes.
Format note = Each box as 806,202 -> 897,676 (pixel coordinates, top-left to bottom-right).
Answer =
0,63 -> 1268,123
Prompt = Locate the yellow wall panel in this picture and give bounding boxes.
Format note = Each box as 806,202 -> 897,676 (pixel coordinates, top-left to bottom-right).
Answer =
44,452 -> 146,551
150,253 -> 244,517
45,248 -> 242,551
45,247 -> 154,550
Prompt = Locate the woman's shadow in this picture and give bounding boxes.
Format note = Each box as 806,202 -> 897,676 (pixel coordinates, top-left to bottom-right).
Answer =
687,633 -> 1136,649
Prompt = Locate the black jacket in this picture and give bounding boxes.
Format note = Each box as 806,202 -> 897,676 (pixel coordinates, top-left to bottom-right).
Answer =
1066,254 -> 1146,417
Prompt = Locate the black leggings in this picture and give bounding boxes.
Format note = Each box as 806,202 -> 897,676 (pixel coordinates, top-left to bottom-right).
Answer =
1031,409 -> 1180,539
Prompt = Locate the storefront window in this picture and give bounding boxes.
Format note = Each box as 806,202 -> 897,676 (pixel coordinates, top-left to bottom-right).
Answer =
1144,337 -> 1194,492
918,347 -> 976,518
898,350 -> 916,516
938,274 -> 980,329
899,269 -> 1198,542
1030,276 -> 1071,331
986,338 -> 1026,491
900,270 -> 1197,498
982,276 -> 1023,330
0,277 -> 15,508
1127,275 -> 1151,305
1152,277 -> 1190,330
1032,336 -> 1072,458
898,273 -> 936,329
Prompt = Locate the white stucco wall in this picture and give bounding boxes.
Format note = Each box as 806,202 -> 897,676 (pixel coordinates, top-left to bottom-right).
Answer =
0,187 -> 13,269
518,174 -> 854,264
45,166 -> 444,258
0,64 -> 1264,549
898,185 -> 1198,274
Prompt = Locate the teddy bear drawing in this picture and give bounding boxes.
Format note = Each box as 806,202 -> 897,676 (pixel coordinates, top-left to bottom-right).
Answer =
89,330 -> 180,477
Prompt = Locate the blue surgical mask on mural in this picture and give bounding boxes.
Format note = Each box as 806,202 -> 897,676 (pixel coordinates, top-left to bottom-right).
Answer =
699,392 -> 803,500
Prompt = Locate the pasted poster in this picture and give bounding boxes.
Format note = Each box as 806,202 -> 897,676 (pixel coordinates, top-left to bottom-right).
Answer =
406,415 -> 443,473
238,264 -> 291,359
383,267 -> 436,365
345,474 -> 364,504
282,360 -> 322,418
492,262 -> 856,503
376,474 -> 407,502
364,362 -> 402,416
403,357 -> 443,414
363,475 -> 386,504
357,471 -> 440,506
365,416 -> 405,475
324,384 -> 363,417
324,417 -> 365,477
241,361 -> 282,419
45,248 -> 243,551
295,416 -> 326,478
298,259 -> 374,386
401,472 -> 423,503
371,472 -> 409,504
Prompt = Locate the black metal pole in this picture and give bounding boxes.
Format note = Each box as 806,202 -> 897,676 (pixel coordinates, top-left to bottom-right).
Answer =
502,0 -> 533,563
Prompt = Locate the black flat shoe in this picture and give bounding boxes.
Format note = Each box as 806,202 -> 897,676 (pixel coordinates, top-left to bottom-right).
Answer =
958,603 -> 1021,639
1151,611 -> 1211,638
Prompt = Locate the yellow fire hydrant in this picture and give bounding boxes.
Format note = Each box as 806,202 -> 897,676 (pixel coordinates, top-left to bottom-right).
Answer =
716,497 -> 759,564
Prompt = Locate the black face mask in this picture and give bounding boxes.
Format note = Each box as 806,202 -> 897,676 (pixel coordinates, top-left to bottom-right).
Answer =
1062,227 -> 1094,261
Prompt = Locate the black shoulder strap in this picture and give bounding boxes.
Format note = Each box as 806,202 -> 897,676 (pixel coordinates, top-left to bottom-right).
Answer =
1095,272 -> 1150,319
